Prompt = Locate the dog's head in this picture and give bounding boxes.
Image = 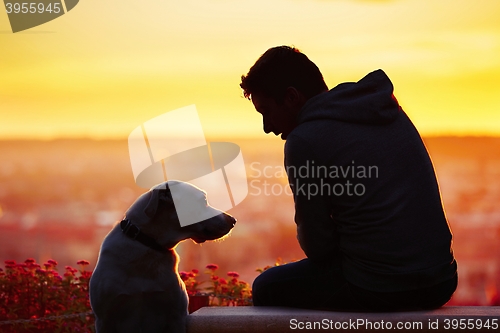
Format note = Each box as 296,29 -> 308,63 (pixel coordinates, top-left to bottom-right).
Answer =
124,180 -> 236,249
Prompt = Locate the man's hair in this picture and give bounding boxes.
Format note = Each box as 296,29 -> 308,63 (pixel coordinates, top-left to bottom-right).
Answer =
240,46 -> 328,102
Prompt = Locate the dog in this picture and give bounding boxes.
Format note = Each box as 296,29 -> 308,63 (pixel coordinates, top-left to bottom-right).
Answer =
89,180 -> 236,333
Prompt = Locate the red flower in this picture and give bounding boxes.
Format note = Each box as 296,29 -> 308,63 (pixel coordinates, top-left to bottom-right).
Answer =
80,271 -> 92,279
25,258 -> 36,264
48,259 -> 58,266
211,275 -> 219,281
206,264 -> 218,271
77,260 -> 90,266
227,271 -> 240,278
179,271 -> 190,281
65,266 -> 78,275
218,278 -> 227,284
192,269 -> 199,274
26,262 -> 40,270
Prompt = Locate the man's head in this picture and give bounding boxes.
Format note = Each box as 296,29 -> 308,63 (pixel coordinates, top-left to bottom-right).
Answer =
240,46 -> 328,140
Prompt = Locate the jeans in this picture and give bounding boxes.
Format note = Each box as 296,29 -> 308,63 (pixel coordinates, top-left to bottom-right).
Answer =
252,258 -> 458,311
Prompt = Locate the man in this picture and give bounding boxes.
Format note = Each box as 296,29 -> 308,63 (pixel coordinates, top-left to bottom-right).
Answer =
240,46 -> 457,311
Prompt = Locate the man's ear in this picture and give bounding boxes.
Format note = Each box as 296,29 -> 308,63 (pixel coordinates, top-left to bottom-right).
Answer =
284,87 -> 301,105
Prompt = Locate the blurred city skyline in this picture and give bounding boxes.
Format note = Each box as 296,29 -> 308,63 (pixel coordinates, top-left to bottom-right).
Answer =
0,136 -> 499,306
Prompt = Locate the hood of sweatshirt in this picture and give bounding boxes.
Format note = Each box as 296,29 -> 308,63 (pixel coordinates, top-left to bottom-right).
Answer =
297,69 -> 401,126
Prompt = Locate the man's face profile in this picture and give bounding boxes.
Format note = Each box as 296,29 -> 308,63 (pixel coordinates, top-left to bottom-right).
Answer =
251,91 -> 300,140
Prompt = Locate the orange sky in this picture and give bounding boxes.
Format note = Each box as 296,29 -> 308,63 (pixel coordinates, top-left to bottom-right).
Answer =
0,0 -> 499,139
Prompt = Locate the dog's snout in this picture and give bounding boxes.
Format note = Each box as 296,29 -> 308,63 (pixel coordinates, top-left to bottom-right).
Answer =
225,214 -> 237,227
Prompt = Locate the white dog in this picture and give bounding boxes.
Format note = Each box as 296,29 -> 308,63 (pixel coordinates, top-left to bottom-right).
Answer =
89,180 -> 236,333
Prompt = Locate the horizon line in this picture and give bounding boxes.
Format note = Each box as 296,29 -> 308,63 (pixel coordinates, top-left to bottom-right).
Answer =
0,133 -> 499,141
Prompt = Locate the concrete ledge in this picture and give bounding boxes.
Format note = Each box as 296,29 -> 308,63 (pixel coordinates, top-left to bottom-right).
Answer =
187,306 -> 499,333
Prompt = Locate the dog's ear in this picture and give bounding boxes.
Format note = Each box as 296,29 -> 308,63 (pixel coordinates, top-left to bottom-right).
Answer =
144,189 -> 160,219
144,184 -> 172,218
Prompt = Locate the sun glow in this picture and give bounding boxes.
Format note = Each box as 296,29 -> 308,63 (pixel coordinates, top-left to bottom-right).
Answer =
0,0 -> 499,139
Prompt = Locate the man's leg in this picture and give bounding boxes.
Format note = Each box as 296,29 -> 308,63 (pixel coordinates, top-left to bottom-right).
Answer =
348,273 -> 459,311
252,258 -> 360,310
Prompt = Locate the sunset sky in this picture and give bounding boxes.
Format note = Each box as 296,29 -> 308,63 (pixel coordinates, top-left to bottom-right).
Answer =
0,0 -> 499,139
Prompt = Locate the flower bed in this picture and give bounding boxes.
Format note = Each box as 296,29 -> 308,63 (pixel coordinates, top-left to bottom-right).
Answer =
181,264 -> 252,310
0,259 -> 94,333
0,258 -> 278,332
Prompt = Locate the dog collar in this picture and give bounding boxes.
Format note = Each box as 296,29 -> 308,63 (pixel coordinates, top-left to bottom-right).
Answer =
120,219 -> 167,253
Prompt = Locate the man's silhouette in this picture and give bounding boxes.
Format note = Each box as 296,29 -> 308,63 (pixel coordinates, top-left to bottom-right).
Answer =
241,46 -> 457,311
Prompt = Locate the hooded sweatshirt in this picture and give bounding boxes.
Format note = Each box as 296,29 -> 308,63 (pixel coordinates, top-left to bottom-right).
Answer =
284,69 -> 457,292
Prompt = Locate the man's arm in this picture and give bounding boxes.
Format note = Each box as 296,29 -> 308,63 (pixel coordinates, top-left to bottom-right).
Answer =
285,134 -> 338,262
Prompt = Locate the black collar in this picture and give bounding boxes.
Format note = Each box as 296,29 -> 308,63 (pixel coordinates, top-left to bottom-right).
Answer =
120,219 -> 167,253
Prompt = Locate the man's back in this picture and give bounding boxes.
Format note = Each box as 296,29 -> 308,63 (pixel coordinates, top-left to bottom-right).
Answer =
285,69 -> 457,293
